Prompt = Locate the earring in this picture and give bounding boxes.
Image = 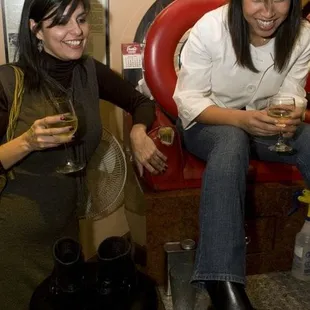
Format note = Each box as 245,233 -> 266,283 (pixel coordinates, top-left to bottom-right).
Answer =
37,40 -> 44,53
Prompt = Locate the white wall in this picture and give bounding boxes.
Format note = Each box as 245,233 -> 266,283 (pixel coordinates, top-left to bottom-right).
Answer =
0,6 -> 6,64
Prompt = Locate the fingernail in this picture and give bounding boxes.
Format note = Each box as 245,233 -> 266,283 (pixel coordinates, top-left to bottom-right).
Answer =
60,115 -> 65,120
69,126 -> 75,131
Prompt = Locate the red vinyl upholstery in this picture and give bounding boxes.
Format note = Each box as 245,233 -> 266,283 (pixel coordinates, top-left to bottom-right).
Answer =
142,0 -> 310,191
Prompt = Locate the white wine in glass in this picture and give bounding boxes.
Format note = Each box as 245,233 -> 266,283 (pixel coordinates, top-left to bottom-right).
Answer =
267,96 -> 295,152
52,114 -> 78,139
51,98 -> 85,174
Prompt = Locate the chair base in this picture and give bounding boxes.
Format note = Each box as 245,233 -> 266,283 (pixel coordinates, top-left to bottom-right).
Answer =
144,181 -> 306,285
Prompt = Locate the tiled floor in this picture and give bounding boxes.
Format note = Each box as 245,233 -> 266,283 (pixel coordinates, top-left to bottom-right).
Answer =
159,272 -> 310,310
158,286 -> 211,310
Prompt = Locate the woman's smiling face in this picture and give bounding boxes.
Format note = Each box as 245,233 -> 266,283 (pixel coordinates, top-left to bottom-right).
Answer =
242,0 -> 291,39
33,2 -> 89,61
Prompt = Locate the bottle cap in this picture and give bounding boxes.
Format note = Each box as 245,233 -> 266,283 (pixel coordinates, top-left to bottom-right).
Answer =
180,239 -> 196,250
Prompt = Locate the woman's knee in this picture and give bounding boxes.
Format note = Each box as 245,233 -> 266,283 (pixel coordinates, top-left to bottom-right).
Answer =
294,124 -> 310,157
183,124 -> 250,162
294,124 -> 310,180
213,126 -> 249,154
298,122 -> 310,140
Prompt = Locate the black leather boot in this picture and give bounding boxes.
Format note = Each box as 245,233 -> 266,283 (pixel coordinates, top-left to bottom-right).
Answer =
50,237 -> 85,295
48,237 -> 86,309
95,236 -> 137,308
206,281 -> 255,310
29,237 -> 86,310
30,237 -> 158,310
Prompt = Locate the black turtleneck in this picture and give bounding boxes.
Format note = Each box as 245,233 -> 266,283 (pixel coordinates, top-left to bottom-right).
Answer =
40,51 -> 77,89
0,53 -> 155,137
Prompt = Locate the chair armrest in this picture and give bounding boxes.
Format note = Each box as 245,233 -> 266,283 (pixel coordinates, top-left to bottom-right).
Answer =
123,106 -> 186,190
150,104 -> 176,129
142,106 -> 186,190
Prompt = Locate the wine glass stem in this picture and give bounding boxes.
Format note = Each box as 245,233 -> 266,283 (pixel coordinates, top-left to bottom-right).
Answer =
277,130 -> 284,146
64,143 -> 74,165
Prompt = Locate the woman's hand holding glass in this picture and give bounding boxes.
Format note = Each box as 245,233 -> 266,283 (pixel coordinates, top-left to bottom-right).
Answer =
278,107 -> 304,138
24,114 -> 74,151
239,110 -> 281,136
24,97 -> 84,174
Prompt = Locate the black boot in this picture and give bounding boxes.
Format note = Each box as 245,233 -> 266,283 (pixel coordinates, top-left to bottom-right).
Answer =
206,281 -> 254,310
29,237 -> 86,310
49,237 -> 86,309
95,236 -> 137,308
50,237 -> 85,294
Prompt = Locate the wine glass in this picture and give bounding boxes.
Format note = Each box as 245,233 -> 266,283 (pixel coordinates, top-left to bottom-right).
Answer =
267,96 -> 296,152
51,97 -> 85,174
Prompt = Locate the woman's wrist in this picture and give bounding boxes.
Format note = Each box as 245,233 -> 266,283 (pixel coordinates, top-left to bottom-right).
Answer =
20,131 -> 36,153
0,134 -> 33,171
130,124 -> 147,138
230,110 -> 247,129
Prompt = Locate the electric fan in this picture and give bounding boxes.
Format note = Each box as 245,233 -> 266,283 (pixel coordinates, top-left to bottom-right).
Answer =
81,127 -> 127,220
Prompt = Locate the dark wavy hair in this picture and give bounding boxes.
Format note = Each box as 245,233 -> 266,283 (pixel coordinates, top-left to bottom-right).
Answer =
228,0 -> 302,73
16,0 -> 90,91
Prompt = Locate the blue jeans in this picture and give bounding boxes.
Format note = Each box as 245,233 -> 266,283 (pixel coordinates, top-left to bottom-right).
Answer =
177,120 -> 310,287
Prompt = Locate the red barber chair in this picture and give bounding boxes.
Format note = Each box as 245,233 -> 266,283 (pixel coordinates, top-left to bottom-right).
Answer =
142,0 -> 310,191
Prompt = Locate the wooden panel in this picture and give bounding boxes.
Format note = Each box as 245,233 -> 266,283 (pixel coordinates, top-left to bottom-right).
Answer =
145,189 -> 200,284
145,182 -> 305,284
245,217 -> 275,254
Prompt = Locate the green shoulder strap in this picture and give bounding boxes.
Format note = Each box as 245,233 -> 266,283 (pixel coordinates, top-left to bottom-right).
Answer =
0,65 -> 24,193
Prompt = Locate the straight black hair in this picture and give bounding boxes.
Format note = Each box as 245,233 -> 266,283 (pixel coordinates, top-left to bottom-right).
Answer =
228,0 -> 302,73
16,0 -> 90,91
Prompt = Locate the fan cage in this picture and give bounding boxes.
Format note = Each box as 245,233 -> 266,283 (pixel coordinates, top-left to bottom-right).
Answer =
82,128 -> 127,220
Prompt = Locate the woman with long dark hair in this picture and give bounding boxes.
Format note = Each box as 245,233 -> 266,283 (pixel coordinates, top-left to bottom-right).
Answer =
0,0 -> 166,308
174,0 -> 310,308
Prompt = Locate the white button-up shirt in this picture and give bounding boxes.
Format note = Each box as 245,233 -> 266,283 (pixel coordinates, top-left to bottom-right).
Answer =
173,5 -> 310,129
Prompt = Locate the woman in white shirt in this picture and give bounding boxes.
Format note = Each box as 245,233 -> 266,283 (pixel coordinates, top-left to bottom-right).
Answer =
173,0 -> 310,309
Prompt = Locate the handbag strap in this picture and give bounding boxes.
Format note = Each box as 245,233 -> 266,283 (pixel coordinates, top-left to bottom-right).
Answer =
5,65 -> 24,180
0,65 -> 24,190
6,65 -> 24,142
